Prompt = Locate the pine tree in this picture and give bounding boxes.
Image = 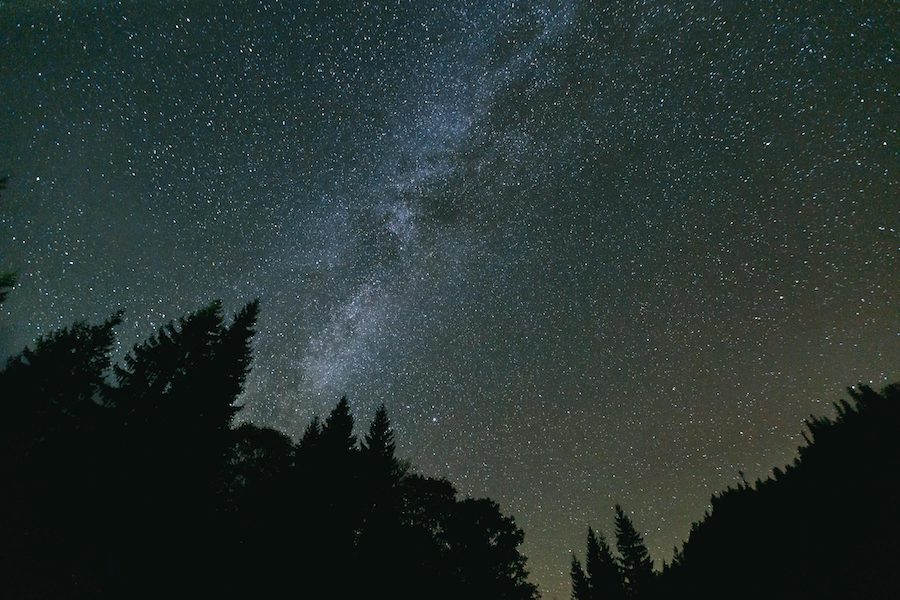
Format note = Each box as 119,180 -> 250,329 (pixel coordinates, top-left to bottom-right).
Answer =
1,313 -> 122,451
111,300 -> 258,435
0,312 -> 122,598
362,403 -> 406,482
298,415 -> 322,453
321,396 -> 356,454
215,299 -> 260,420
363,403 -> 395,459
571,555 -> 590,600
586,526 -> 624,599
614,505 -> 654,598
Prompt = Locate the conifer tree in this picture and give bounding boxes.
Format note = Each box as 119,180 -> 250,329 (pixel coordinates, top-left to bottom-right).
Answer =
362,403 -> 406,482
363,403 -> 395,459
614,505 -> 654,598
0,312 -> 122,598
321,396 -> 356,454
587,526 -> 624,600
1,313 -> 122,451
297,414 -> 322,453
215,299 -> 259,420
571,555 -> 590,600
111,300 -> 258,436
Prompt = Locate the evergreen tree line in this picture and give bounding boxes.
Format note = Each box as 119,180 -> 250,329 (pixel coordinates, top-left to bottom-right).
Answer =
569,505 -> 653,600
0,289 -> 538,599
2,180 -> 898,599
570,382 -> 900,600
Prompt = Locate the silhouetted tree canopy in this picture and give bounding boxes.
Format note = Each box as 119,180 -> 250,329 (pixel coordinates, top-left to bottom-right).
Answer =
613,505 -> 653,598
0,284 -> 538,600
655,382 -> 900,600
571,555 -> 590,600
587,526 -> 624,600
572,383 -> 900,600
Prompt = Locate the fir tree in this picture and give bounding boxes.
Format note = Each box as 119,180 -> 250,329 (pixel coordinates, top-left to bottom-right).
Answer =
0,312 -> 122,598
614,505 -> 654,598
586,526 -> 624,600
362,403 -> 396,459
571,555 -> 590,600
1,313 -> 122,452
321,395 -> 356,454
297,414 -> 322,453
361,403 -> 406,482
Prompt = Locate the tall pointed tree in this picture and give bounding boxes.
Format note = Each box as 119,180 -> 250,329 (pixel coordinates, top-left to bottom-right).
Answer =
362,403 -> 395,458
321,396 -> 356,454
361,403 -> 405,482
297,415 -> 322,454
111,299 -> 258,437
1,313 -> 122,452
571,555 -> 590,600
614,505 -> 654,598
0,312 -> 122,598
215,299 -> 260,421
586,526 -> 624,600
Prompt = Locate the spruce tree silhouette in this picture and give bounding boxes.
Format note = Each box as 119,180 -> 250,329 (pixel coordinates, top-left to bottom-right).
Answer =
586,526 -> 625,600
0,314 -> 122,599
296,413 -> 322,454
320,395 -> 357,453
361,403 -> 399,472
356,405 -> 415,597
91,300 -> 258,597
291,397 -> 364,597
614,505 -> 654,598
570,522 -> 627,600
571,555 -> 591,600
656,383 -> 900,600
0,283 -> 543,600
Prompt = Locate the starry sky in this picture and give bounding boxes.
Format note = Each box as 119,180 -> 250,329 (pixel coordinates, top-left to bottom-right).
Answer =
1,1 -> 897,596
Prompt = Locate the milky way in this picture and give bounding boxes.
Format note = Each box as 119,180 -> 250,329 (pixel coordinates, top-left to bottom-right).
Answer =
1,1 -> 897,596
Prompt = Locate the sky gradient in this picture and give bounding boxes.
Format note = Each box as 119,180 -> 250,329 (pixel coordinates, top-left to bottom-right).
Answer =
1,1 -> 897,596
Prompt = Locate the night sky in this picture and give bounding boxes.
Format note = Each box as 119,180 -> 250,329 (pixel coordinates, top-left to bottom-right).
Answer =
1,1 -> 897,596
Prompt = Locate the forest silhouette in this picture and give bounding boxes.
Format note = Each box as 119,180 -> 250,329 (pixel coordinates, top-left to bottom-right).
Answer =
1,225 -> 897,598
0,290 -> 537,599
569,382 -> 900,600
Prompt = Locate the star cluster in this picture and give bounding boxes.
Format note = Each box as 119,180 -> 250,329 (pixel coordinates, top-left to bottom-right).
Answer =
1,1 -> 897,596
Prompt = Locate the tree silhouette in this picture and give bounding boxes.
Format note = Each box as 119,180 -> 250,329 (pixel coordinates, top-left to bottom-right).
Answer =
0,283 -> 542,599
6,262 -> 896,600
0,313 -> 123,598
587,526 -> 624,600
613,505 -> 653,598
362,402 -> 407,484
297,413 -> 322,452
321,395 -> 357,453
571,555 -> 590,600
655,383 -> 900,599
455,498 -> 539,599
363,403 -> 395,458
570,521 -> 629,600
